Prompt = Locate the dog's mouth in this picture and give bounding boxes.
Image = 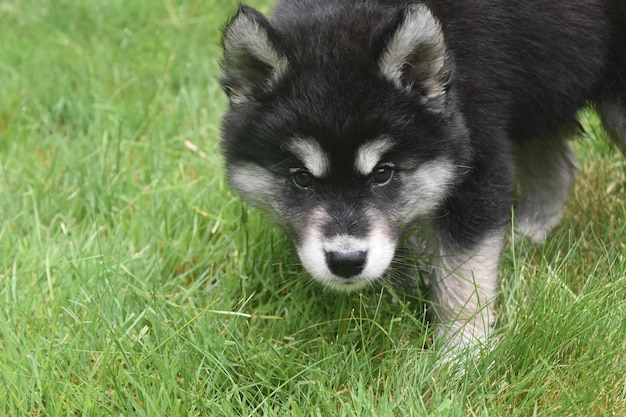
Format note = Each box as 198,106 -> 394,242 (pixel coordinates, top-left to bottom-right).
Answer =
295,231 -> 397,292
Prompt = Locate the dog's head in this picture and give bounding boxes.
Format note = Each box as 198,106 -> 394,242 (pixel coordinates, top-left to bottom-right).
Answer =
220,3 -> 470,291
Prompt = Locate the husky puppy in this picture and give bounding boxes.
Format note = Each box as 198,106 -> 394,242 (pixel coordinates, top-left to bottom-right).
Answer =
219,0 -> 626,346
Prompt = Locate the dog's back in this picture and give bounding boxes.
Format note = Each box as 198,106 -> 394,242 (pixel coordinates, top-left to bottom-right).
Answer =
268,0 -> 623,146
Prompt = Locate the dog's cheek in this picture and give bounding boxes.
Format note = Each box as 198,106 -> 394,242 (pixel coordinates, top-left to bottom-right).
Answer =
228,162 -> 285,213
291,208 -> 335,281
396,157 -> 456,224
360,213 -> 398,279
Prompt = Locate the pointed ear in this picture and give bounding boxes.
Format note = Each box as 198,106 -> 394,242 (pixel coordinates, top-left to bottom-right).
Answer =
221,6 -> 288,106
379,5 -> 450,112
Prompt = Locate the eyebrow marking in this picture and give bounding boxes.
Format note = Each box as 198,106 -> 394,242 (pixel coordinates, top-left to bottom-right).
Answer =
355,137 -> 396,175
286,138 -> 330,178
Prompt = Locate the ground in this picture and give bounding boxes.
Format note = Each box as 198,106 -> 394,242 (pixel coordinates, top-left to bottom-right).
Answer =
0,1 -> 624,415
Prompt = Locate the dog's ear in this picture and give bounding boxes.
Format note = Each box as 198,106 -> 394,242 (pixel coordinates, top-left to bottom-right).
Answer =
221,6 -> 288,106
379,5 -> 450,112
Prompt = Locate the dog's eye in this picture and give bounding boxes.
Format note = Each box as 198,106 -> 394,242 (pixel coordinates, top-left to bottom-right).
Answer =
292,170 -> 313,189
372,166 -> 394,185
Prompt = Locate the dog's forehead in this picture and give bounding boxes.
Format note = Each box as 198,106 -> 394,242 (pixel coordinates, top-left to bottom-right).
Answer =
284,136 -> 395,177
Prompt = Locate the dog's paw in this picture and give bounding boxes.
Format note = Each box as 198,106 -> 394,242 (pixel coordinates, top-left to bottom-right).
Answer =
514,209 -> 563,244
515,220 -> 552,243
433,308 -> 496,354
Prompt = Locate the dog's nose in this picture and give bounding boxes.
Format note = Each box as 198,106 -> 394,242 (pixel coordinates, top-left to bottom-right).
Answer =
325,250 -> 366,278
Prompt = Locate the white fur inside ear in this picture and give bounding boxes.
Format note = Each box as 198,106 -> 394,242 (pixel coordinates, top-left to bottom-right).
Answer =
379,5 -> 447,108
222,10 -> 288,105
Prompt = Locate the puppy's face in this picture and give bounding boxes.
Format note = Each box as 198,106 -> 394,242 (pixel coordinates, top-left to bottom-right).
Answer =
228,135 -> 457,291
220,4 -> 469,291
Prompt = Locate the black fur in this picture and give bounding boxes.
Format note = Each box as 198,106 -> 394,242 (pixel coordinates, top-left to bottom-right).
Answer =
222,0 -> 623,243
220,0 -> 626,343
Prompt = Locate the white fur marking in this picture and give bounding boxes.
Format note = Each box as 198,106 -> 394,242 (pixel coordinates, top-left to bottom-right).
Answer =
296,209 -> 396,292
287,138 -> 330,178
398,158 -> 456,221
355,137 -> 395,175
228,162 -> 279,209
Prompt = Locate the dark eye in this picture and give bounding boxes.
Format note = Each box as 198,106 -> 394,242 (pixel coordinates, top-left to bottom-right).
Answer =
292,170 -> 313,189
372,166 -> 394,185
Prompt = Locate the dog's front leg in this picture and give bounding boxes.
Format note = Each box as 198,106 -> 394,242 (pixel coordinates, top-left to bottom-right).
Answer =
426,233 -> 504,349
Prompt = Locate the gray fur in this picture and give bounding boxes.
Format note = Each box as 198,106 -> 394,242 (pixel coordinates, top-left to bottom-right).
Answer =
221,8 -> 288,106
514,130 -> 579,243
379,4 -> 449,112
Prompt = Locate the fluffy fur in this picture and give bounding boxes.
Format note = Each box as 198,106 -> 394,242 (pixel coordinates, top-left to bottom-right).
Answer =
220,0 -> 626,347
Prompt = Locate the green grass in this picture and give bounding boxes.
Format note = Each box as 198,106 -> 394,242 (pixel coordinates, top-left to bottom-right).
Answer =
0,1 -> 625,415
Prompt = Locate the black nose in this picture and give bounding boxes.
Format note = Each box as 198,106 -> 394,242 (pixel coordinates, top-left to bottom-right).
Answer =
325,250 -> 367,278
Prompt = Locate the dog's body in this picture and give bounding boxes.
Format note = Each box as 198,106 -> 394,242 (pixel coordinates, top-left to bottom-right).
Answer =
220,0 -> 626,346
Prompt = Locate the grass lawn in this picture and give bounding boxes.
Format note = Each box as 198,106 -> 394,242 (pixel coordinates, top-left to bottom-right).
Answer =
0,0 -> 625,415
